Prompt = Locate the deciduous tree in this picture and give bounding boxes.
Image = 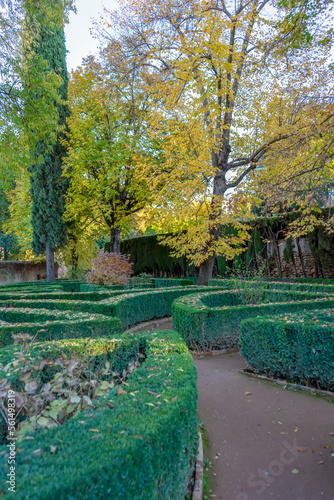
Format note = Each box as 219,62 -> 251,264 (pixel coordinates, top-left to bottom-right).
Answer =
100,0 -> 333,284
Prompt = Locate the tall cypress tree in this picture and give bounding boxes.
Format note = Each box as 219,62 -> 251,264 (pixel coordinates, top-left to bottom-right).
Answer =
24,1 -> 69,282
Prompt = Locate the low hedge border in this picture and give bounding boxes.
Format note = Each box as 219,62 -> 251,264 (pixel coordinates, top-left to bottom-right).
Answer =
172,289 -> 334,351
208,278 -> 334,294
0,291 -> 129,302
240,310 -> 334,391
100,286 -> 219,329
0,335 -> 146,445
0,307 -> 122,347
0,330 -> 198,499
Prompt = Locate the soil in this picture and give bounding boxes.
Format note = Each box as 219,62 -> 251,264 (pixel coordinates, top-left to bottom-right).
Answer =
125,318 -> 334,500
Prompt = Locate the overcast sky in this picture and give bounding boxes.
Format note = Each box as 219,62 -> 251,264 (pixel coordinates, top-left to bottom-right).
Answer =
64,0 -> 117,72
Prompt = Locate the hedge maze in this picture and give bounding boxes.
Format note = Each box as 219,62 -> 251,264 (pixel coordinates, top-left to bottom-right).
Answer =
0,279 -> 201,499
1,277 -> 334,498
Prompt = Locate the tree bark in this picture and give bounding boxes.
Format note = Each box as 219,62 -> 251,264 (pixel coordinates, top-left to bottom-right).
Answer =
46,240 -> 55,282
109,227 -> 121,254
296,238 -> 307,277
198,255 -> 216,285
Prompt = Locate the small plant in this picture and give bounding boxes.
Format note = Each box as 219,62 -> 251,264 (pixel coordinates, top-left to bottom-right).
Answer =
86,251 -> 133,286
232,264 -> 266,305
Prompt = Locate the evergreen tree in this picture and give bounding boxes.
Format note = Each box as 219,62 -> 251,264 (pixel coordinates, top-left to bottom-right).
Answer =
24,1 -> 69,281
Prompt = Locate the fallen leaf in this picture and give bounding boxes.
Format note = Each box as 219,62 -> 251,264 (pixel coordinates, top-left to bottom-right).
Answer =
89,429 -> 99,433
324,445 -> 330,449
298,448 -> 307,452
245,392 -> 252,395
172,396 -> 178,401
318,461 -> 324,465
117,386 -> 127,396
50,445 -> 57,454
33,448 -> 43,456
291,468 -> 299,474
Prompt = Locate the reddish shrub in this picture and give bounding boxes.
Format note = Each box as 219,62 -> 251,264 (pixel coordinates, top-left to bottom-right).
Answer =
86,251 -> 133,286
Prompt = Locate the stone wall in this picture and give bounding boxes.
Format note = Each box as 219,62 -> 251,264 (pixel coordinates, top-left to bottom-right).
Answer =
0,261 -> 59,285
266,237 -> 334,279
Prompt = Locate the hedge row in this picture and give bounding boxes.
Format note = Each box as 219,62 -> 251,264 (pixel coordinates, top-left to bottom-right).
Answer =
208,278 -> 334,294
172,289 -> 334,351
240,310 -> 334,391
101,286 -> 219,329
0,307 -> 122,347
0,330 -> 198,499
0,335 -> 145,445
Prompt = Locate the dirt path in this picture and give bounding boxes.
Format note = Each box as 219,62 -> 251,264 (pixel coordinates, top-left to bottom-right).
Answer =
125,319 -> 334,499
195,352 -> 334,500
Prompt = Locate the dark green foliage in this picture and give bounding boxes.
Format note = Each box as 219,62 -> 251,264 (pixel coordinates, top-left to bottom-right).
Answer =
106,286 -> 218,329
106,234 -> 197,277
0,330 -> 198,499
207,278 -> 334,294
172,289 -> 334,351
25,5 -> 69,257
0,307 -> 122,347
283,237 -> 295,263
240,310 -> 334,391
254,228 -> 265,254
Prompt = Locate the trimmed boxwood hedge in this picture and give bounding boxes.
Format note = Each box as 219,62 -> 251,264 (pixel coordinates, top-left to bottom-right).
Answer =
172,289 -> 334,351
208,278 -> 334,294
0,308 -> 122,347
0,330 -> 198,499
240,310 -> 334,390
101,286 -> 219,329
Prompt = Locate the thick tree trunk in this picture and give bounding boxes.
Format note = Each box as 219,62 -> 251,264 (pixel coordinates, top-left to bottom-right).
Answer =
46,240 -> 55,282
109,227 -> 121,254
198,255 -> 216,285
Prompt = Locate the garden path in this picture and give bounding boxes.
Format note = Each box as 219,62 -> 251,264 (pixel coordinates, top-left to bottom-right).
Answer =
125,319 -> 334,500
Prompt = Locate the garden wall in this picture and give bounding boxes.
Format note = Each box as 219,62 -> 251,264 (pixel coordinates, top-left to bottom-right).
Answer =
0,261 -> 58,284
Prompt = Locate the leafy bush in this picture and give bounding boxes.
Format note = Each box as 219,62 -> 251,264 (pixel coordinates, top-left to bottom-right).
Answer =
240,310 -> 334,391
0,330 -> 198,499
0,334 -> 143,443
86,251 -> 133,286
231,265 -> 266,304
172,289 -> 334,351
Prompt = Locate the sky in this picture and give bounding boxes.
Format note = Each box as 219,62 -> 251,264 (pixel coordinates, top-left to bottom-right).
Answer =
64,0 -> 117,72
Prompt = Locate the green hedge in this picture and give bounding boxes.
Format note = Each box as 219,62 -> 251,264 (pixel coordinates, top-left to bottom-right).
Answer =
0,307 -> 122,347
153,278 -> 195,288
0,290 -> 128,302
208,278 -> 334,294
101,286 -> 219,329
0,330 -> 198,499
172,289 -> 334,351
0,336 -> 146,445
240,310 -> 334,390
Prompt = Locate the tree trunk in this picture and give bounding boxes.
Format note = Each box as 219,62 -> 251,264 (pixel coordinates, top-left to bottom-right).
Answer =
296,238 -> 307,277
198,255 -> 216,285
109,227 -> 121,254
46,240 -> 55,282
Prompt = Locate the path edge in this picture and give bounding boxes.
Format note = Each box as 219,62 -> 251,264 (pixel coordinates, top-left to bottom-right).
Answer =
192,431 -> 203,500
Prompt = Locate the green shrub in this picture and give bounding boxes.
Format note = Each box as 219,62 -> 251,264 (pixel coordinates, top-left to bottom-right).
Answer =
240,310 -> 334,390
0,330 -> 198,499
102,286 -> 218,329
172,289 -> 334,351
0,308 -> 122,347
